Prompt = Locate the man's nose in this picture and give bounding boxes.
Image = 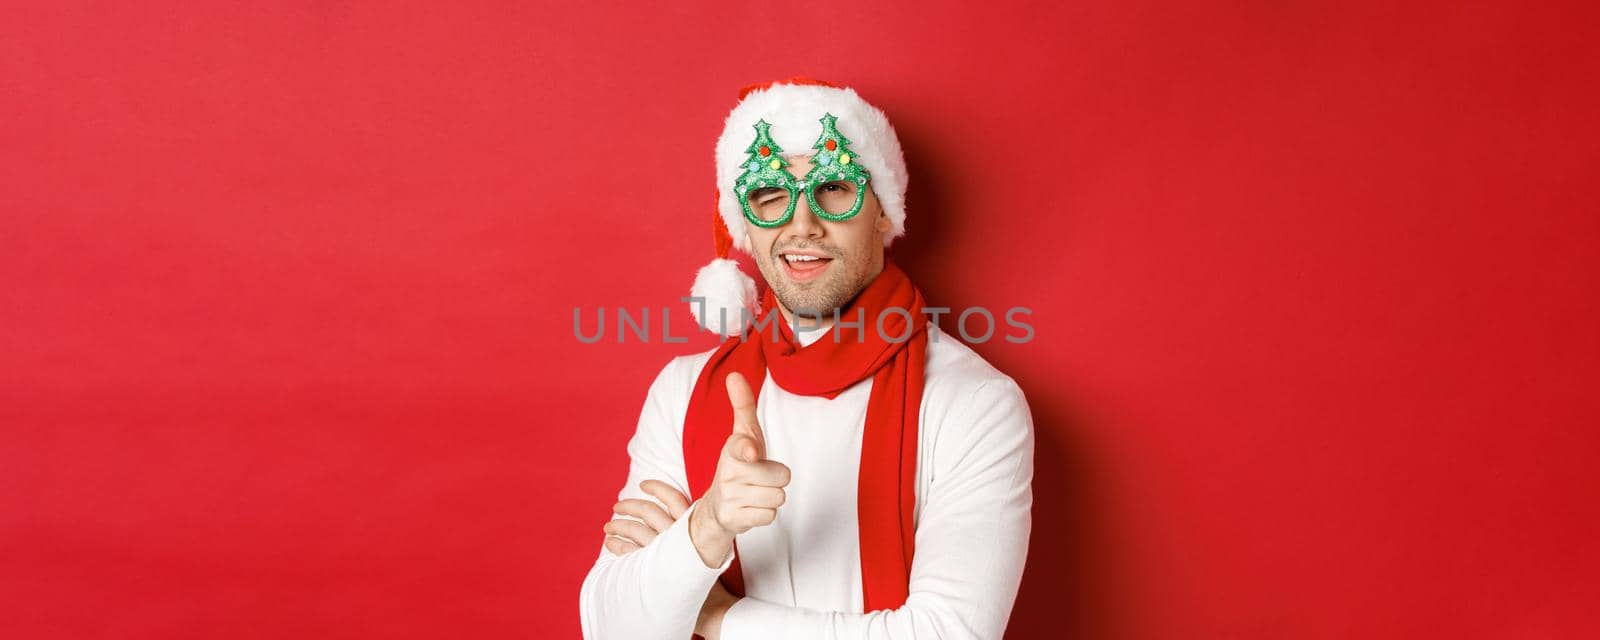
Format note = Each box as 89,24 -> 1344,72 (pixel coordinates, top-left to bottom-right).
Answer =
783,190 -> 825,239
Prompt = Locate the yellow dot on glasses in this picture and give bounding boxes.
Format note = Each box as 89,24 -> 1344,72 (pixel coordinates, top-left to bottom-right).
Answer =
840,153 -> 852,165
768,159 -> 781,170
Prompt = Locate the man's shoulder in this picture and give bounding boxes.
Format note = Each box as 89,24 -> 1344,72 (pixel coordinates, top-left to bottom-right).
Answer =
923,325 -> 1024,401
630,346 -> 721,444
644,345 -> 720,399
919,325 -> 1032,466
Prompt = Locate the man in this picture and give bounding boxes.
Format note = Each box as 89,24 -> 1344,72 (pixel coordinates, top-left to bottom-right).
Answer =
578,78 -> 1033,640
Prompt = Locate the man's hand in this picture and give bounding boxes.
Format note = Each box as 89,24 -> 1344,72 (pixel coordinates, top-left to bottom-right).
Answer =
689,371 -> 791,568
603,480 -> 690,556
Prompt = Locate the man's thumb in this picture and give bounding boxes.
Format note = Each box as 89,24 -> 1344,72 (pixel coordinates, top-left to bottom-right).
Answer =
735,434 -> 762,462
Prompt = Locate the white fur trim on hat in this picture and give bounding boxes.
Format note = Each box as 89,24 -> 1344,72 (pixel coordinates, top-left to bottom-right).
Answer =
689,257 -> 757,338
715,83 -> 907,253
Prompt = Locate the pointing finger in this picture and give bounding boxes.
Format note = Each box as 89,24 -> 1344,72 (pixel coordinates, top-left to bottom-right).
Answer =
725,372 -> 765,458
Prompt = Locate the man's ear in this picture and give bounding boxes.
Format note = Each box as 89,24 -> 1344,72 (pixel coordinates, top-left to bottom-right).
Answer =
875,211 -> 891,233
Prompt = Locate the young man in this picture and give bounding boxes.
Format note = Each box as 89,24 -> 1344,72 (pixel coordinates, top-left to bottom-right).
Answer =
578,79 -> 1034,640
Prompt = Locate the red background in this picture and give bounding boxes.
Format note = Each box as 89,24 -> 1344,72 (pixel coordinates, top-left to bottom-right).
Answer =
3,2 -> 1597,638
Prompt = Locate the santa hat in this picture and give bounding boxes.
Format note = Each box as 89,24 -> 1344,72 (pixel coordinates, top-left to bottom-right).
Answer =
690,77 -> 909,337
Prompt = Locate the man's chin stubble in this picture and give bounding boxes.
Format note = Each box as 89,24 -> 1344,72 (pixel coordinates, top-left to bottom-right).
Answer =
776,282 -> 856,318
759,256 -> 864,316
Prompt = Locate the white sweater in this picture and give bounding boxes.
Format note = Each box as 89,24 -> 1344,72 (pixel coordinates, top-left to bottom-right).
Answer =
579,325 -> 1034,639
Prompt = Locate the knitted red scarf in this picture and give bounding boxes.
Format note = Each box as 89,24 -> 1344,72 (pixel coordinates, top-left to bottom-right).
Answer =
682,260 -> 928,612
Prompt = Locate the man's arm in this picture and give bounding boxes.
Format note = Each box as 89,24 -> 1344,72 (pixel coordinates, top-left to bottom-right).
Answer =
716,377 -> 1035,640
578,355 -> 735,640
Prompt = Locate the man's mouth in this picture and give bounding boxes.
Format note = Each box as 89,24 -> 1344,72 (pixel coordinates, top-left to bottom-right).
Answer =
778,251 -> 834,282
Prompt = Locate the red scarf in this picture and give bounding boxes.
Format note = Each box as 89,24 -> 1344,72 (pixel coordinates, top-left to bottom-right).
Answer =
682,260 -> 928,612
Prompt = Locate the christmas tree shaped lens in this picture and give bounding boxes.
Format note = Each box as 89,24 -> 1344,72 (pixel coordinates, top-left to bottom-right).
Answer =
803,113 -> 871,222
734,120 -> 799,228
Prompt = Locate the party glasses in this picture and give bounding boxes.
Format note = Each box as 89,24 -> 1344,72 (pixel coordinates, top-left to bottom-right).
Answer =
734,114 -> 872,228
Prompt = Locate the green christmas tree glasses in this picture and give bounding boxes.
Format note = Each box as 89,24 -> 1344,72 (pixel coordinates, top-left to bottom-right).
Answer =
734,114 -> 872,228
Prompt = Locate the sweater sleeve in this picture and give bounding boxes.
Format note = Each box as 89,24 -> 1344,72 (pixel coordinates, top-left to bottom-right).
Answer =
718,377 -> 1034,640
579,355 -> 735,640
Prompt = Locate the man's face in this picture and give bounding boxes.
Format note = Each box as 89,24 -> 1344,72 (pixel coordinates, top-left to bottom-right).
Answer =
744,155 -> 891,321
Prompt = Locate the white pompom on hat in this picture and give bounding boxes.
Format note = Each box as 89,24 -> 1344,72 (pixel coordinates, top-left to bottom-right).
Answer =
690,77 -> 909,338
